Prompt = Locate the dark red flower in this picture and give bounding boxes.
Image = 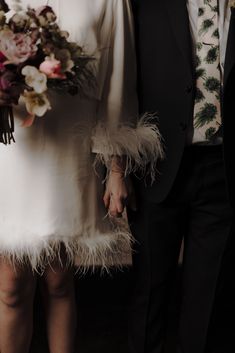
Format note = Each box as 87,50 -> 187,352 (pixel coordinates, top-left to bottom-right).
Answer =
0,70 -> 16,91
0,52 -> 5,61
0,70 -> 21,104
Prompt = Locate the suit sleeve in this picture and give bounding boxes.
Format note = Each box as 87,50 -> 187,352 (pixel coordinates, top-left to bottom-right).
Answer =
91,0 -> 164,178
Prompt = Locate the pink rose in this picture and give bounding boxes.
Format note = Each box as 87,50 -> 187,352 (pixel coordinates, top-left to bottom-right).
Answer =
39,57 -> 66,79
0,30 -> 37,65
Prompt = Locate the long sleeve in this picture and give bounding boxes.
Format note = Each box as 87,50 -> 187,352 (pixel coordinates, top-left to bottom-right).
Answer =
91,0 -> 164,179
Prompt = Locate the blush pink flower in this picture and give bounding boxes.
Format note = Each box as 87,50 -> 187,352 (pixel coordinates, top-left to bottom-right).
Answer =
39,56 -> 66,79
0,29 -> 37,65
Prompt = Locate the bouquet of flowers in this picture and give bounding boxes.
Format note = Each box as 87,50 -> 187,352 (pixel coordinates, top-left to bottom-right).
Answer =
0,0 -> 94,144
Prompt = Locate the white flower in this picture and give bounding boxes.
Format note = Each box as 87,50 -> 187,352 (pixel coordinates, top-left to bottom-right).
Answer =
23,90 -> 51,117
10,11 -> 30,28
22,65 -> 47,94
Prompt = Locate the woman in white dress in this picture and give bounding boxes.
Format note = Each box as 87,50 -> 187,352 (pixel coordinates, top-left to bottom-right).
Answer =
0,0 -> 163,352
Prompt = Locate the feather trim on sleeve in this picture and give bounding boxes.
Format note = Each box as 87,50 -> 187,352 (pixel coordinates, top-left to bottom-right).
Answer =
91,114 -> 164,182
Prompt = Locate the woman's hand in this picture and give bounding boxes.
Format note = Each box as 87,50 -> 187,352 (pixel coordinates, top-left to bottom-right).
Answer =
103,171 -> 136,218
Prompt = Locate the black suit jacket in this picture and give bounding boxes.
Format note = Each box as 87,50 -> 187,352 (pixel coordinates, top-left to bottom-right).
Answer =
132,0 -> 235,206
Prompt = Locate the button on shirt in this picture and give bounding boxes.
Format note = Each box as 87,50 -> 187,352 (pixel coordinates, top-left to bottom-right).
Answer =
187,0 -> 231,144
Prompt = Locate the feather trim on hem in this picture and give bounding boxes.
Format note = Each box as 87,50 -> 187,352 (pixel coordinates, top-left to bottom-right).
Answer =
92,114 -> 164,182
0,227 -> 133,274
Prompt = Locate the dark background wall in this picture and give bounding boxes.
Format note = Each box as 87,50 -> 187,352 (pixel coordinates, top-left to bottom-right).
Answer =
30,267 -> 180,353
29,251 -> 235,353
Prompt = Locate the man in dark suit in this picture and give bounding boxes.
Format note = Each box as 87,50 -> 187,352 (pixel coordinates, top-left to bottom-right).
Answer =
128,1 -> 235,353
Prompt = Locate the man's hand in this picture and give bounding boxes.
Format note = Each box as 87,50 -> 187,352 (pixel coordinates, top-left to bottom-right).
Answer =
103,172 -> 136,218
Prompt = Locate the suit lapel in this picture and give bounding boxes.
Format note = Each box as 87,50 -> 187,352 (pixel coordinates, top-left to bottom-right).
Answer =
163,0 -> 193,79
224,8 -> 235,87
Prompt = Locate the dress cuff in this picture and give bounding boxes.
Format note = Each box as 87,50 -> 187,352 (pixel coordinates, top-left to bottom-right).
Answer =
91,115 -> 164,181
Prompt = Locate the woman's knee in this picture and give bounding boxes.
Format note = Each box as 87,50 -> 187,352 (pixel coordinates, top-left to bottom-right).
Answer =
0,261 -> 35,308
42,267 -> 74,299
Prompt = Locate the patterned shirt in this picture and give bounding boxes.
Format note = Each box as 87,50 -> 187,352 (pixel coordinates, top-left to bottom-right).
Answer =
187,0 -> 230,78
187,0 -> 231,144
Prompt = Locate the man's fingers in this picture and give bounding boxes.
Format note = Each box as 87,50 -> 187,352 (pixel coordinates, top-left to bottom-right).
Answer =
109,196 -> 124,217
117,198 -> 125,214
103,192 -> 110,209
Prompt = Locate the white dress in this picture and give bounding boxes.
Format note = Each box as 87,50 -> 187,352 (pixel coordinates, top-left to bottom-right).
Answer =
0,0 -> 163,270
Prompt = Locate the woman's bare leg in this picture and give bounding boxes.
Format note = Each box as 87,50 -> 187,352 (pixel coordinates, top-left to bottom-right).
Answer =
0,258 -> 36,353
40,254 -> 76,353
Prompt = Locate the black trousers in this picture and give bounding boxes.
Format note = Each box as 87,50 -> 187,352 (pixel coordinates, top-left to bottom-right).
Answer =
127,145 -> 234,353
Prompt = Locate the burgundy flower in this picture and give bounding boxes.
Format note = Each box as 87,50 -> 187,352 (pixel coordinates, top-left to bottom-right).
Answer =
0,51 -> 5,62
0,70 -> 22,103
0,51 -> 6,69
0,69 -> 16,90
